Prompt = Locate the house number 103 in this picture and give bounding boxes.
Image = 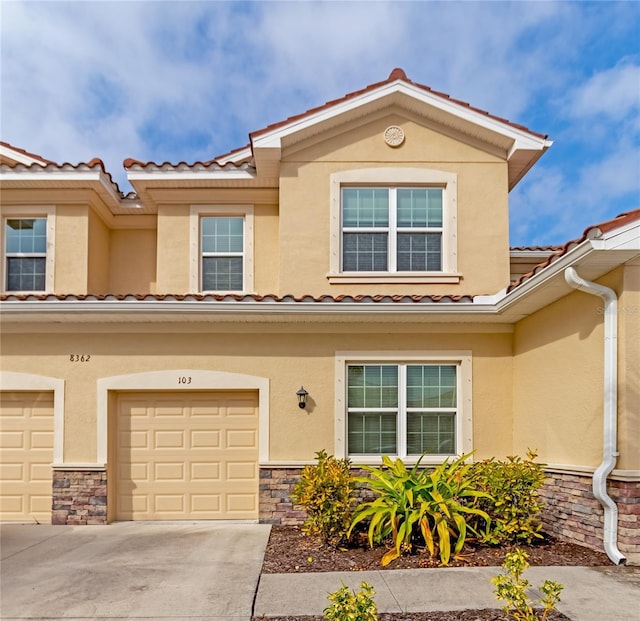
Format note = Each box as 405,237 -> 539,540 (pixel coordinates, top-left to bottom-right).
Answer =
178,376 -> 192,385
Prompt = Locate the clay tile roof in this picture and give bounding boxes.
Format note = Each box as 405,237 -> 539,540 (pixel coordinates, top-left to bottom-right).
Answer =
122,156 -> 254,171
249,67 -> 547,143
0,292 -> 475,304
2,156 -> 128,198
510,245 -> 564,252
508,209 -> 640,291
0,141 -> 53,164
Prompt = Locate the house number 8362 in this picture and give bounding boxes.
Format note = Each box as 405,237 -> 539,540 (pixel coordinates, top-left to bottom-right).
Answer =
69,354 -> 91,362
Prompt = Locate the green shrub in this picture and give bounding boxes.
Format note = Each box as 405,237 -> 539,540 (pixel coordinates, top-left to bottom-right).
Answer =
492,548 -> 563,621
349,453 -> 490,566
323,581 -> 378,621
291,449 -> 356,546
469,450 -> 546,545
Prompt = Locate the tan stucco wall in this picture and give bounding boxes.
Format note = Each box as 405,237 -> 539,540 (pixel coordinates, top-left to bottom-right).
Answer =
155,204 -> 190,293
54,205 -> 89,294
109,229 -> 157,294
618,260 -> 640,470
0,324 -> 513,464
513,266 -> 638,470
87,209 -> 110,294
279,114 -> 510,297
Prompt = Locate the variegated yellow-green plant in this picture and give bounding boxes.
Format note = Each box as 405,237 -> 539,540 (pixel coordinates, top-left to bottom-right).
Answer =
348,453 -> 491,566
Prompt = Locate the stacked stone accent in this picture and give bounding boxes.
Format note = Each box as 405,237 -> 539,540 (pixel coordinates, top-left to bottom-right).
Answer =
540,471 -> 640,556
259,468 -> 305,525
52,470 -> 107,525
258,466 -> 375,525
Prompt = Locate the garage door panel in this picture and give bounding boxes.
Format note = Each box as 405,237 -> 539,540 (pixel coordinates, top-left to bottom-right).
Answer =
191,494 -> 220,512
0,392 -> 53,523
191,462 -> 220,480
1,496 -> 23,513
155,462 -> 185,481
30,432 -> 53,449
154,430 -> 185,448
0,432 -> 24,449
116,391 -> 258,520
191,430 -> 220,448
227,429 -> 257,448
226,462 -> 256,480
227,494 -> 257,513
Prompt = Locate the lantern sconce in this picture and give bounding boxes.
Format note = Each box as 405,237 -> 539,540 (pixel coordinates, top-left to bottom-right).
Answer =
296,386 -> 309,409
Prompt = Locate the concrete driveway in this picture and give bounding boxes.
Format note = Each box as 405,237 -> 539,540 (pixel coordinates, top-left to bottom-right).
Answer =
0,522 -> 271,621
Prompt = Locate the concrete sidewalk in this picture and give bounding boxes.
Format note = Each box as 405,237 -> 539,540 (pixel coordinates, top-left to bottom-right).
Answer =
255,565 -> 640,620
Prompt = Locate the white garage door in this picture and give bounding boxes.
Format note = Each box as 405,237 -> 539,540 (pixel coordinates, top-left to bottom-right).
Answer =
0,391 -> 53,523
115,391 -> 259,520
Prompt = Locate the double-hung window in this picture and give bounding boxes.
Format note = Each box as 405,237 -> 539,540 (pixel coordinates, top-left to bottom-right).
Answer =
4,218 -> 47,292
336,352 -> 472,461
347,363 -> 457,457
190,205 -> 254,294
201,216 -> 244,291
342,187 -> 443,272
328,169 -> 459,284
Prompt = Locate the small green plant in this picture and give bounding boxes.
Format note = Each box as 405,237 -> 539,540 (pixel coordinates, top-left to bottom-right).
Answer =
323,581 -> 378,621
349,453 -> 490,566
492,548 -> 563,621
469,449 -> 546,545
291,449 -> 356,546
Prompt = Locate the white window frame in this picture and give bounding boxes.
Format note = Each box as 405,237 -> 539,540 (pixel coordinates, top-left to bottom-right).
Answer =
334,351 -> 472,464
189,205 -> 254,294
328,168 -> 459,284
1,206 -> 55,294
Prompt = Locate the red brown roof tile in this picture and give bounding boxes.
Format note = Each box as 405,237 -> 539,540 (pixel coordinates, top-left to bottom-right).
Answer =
249,68 -> 547,143
0,292 -> 474,304
0,141 -> 53,164
508,209 -> 640,291
1,158 -> 131,198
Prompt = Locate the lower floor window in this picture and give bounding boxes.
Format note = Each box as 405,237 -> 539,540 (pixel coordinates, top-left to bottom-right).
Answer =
347,363 -> 457,457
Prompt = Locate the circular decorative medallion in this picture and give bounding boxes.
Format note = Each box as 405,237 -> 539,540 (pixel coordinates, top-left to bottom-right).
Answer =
384,125 -> 405,147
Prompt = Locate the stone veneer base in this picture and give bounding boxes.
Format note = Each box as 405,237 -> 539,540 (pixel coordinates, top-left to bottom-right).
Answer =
539,471 -> 640,557
52,469 -> 107,525
260,466 -> 640,556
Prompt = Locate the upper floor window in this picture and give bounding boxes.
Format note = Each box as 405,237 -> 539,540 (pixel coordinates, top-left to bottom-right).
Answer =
190,205 -> 254,294
2,209 -> 55,293
329,169 -> 459,284
342,187 -> 443,272
201,217 -> 244,291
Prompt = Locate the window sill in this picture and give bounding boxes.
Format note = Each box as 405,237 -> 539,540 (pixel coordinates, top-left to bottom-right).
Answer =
327,272 -> 462,285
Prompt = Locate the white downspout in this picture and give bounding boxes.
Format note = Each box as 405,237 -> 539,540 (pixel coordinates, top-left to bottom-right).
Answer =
564,267 -> 626,565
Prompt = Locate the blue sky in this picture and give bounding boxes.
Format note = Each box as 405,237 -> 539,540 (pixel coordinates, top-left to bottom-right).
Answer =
1,0 -> 638,246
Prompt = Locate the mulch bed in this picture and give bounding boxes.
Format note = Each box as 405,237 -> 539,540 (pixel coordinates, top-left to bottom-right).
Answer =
254,613 -> 570,621
261,525 -> 611,573
252,526 -> 610,621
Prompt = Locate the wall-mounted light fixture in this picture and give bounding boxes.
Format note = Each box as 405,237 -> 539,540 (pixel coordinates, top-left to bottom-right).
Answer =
296,386 -> 309,409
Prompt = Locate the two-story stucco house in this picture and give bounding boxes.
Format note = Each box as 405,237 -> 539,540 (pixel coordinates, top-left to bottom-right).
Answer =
1,69 -> 638,563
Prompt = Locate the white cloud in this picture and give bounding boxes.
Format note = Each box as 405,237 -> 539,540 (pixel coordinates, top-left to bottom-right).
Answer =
569,63 -> 640,120
1,1 -> 638,242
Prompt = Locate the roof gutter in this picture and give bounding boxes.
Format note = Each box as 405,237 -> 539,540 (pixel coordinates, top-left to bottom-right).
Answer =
564,267 -> 626,565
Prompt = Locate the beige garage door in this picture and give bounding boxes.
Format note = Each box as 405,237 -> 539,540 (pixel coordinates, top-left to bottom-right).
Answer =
0,392 -> 54,523
115,391 -> 259,520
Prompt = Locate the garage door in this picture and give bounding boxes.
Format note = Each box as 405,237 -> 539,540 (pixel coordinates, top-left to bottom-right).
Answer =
0,391 -> 53,523
115,391 -> 259,520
